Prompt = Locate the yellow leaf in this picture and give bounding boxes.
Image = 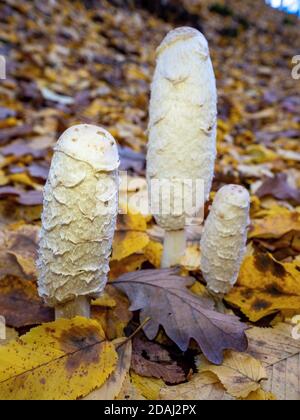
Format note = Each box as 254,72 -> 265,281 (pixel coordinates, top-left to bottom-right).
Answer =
110,254 -> 147,280
84,339 -> 132,400
9,173 -> 39,188
91,285 -> 132,340
181,244 -> 201,271
117,205 -> 148,232
225,254 -> 300,322
244,389 -> 276,400
250,210 -> 300,239
199,352 -> 267,399
92,292 -> 116,308
245,145 -> 277,164
130,371 -> 164,400
160,371 -> 226,400
0,317 -> 118,400
116,373 -> 145,400
144,240 -> 163,268
0,328 -> 18,346
112,231 -> 149,261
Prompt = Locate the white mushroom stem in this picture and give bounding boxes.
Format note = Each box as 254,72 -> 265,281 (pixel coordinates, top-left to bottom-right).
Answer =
37,124 -> 120,319
161,230 -> 186,268
55,296 -> 91,319
147,27 -> 217,267
200,185 -> 250,295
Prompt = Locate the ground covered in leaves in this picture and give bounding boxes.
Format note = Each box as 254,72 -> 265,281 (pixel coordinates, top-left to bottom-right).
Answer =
0,0 -> 299,400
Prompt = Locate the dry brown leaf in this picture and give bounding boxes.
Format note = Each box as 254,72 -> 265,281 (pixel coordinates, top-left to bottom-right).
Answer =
247,323 -> 300,400
0,276 -> 54,328
115,269 -> 248,365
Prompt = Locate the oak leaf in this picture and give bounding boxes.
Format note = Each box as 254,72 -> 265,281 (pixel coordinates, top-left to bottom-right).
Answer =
114,269 -> 248,364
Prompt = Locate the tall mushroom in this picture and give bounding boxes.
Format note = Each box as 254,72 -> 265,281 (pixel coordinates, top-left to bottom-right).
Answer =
200,184 -> 250,295
37,124 -> 120,319
147,27 -> 217,268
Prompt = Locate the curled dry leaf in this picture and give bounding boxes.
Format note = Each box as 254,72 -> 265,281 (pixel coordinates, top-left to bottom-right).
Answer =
198,352 -> 268,399
0,317 -> 118,400
114,269 -> 248,365
131,337 -> 185,384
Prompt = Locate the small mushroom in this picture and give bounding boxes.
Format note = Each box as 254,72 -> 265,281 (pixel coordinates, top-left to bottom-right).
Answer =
147,27 -> 217,267
200,185 -> 250,295
37,124 -> 120,319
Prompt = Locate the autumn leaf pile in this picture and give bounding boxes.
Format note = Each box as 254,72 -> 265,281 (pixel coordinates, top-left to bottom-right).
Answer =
0,0 -> 299,400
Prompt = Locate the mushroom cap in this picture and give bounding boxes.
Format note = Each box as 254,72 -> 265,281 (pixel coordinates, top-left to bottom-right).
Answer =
54,124 -> 120,171
157,26 -> 209,58
214,184 -> 250,209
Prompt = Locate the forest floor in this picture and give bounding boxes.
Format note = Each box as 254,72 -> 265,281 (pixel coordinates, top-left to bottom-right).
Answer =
0,0 -> 299,400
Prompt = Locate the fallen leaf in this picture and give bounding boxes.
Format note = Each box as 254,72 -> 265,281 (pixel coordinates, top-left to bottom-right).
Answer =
131,337 -> 185,384
40,87 -> 74,106
116,373 -> 145,400
130,371 -> 164,400
112,231 -> 149,261
256,173 -> 300,204
17,190 -> 43,206
91,285 -> 132,340
0,125 -> 32,145
181,244 -> 201,271
84,339 -> 132,400
0,224 -> 39,279
115,269 -> 248,364
225,254 -> 300,322
119,146 -> 146,175
247,323 -> 300,400
244,389 -> 276,400
249,210 -> 300,239
198,352 -> 267,399
0,276 -> 54,328
0,328 -> 18,347
143,240 -> 163,268
160,371 -> 229,400
0,317 -> 118,400
110,254 -> 147,280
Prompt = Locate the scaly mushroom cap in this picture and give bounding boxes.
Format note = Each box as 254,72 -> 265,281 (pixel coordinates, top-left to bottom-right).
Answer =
147,27 -> 217,231
200,185 -> 250,294
38,125 -> 119,306
55,124 -> 120,171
